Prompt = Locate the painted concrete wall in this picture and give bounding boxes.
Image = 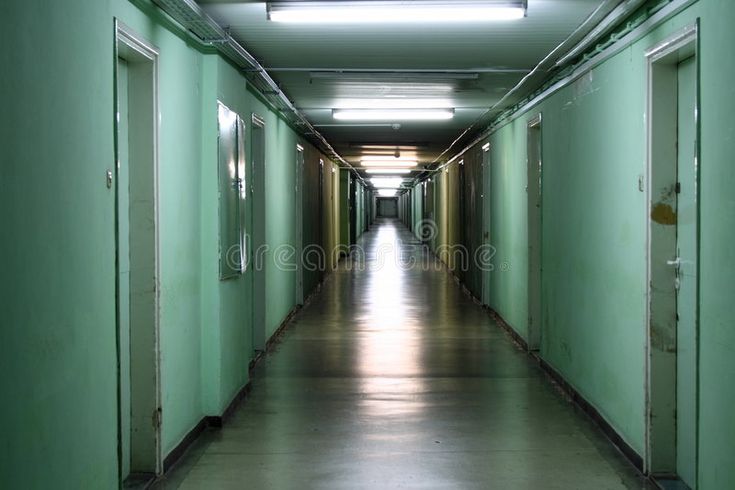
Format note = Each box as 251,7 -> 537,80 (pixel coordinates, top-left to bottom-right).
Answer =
2,0 -> 734,489
687,2 -> 735,488
0,0 -> 346,487
412,2 -> 735,487
1,1 -> 119,487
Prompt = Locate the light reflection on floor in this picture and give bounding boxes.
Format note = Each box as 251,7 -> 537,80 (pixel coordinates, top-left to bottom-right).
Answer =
155,218 -> 655,490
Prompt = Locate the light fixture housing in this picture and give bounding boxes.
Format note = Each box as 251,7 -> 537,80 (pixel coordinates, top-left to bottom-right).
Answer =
365,169 -> 412,175
334,108 -> 454,121
310,72 -> 478,82
361,160 -> 418,168
267,1 -> 527,23
378,189 -> 398,197
361,155 -> 415,162
371,177 -> 405,188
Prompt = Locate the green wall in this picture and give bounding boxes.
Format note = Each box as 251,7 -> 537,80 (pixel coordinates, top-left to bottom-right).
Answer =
414,2 -> 735,487
692,2 -> 735,488
2,1 -> 734,489
113,0 -> 209,457
1,1 -> 119,486
0,0 -> 345,487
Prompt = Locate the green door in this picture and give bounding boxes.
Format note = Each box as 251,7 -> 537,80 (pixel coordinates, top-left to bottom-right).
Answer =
676,55 -> 697,489
481,145 -> 491,306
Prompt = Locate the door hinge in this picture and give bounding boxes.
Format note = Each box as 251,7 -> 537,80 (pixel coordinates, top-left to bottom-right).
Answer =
153,407 -> 162,429
675,182 -> 681,194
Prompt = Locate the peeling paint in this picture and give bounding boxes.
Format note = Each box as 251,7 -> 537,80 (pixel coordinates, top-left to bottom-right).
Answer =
651,202 -> 677,225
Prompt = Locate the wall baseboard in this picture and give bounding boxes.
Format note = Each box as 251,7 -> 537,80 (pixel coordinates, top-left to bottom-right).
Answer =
161,270 -> 332,478
162,382 -> 252,473
436,251 -> 646,475
534,357 -> 644,472
482,302 -> 644,473
162,417 -> 207,473
206,382 -> 253,429
483,306 -> 529,352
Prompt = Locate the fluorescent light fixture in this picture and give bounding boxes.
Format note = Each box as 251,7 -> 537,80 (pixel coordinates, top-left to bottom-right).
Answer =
378,189 -> 398,197
358,151 -> 420,158
361,155 -> 416,162
354,145 -> 426,150
333,108 -> 454,121
268,1 -> 526,23
333,99 -> 454,110
365,169 -> 412,174
371,177 -> 405,188
361,161 -> 418,168
310,71 -> 479,81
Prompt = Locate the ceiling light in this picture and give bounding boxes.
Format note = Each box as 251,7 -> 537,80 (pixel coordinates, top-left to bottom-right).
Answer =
267,1 -> 526,23
310,71 -> 479,81
352,145 -> 427,150
378,189 -> 398,197
371,177 -> 405,188
365,169 -> 412,174
333,99 -> 454,110
356,151 -> 419,158
361,161 -> 418,168
334,108 -> 454,121
361,155 -> 416,162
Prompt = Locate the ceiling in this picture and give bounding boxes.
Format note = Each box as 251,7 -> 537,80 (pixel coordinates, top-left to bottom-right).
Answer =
197,0 -> 606,180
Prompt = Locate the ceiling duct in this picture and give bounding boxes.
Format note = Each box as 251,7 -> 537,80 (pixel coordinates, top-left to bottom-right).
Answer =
148,0 -> 364,180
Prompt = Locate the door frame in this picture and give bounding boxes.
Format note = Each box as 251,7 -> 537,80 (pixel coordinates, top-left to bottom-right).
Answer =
481,142 -> 491,306
526,113 -> 543,351
458,159 -> 467,280
295,143 -> 305,304
644,22 -> 700,481
251,113 -> 267,353
114,20 -> 162,479
349,173 -> 357,245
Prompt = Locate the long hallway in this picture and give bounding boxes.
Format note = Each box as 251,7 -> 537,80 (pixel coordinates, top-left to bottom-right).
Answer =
159,220 -> 650,489
5,1 -> 735,487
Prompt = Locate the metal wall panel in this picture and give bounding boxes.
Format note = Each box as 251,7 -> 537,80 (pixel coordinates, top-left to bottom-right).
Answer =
217,102 -> 245,279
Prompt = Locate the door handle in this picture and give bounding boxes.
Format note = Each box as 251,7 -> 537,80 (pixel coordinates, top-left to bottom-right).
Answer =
666,258 -> 681,267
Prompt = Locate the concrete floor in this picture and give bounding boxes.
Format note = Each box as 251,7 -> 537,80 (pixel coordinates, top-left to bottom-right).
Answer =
155,219 -> 653,489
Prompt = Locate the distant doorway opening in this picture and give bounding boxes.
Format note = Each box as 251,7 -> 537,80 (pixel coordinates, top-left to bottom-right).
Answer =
377,197 -> 398,218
